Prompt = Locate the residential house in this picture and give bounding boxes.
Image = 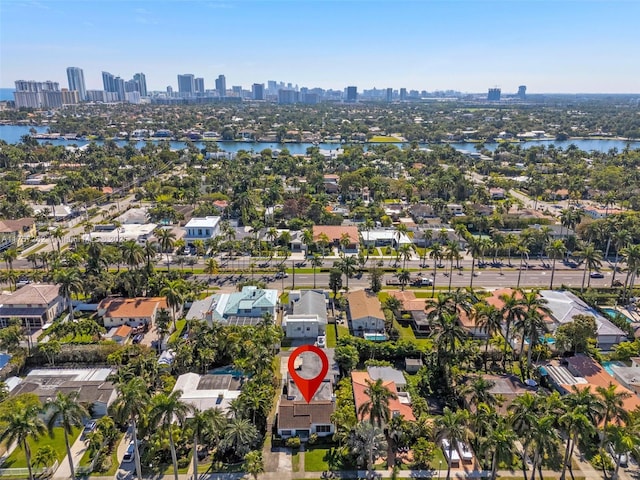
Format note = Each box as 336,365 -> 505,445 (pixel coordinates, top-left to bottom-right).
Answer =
608,357 -> 640,395
277,398 -> 335,439
83,223 -> 157,244
388,290 -> 428,333
0,284 -> 66,329
32,204 -> 74,221
539,290 -> 627,350
323,174 -> 340,194
489,188 -> 506,200
360,229 -> 411,248
312,225 -> 359,253
409,203 -> 436,220
405,358 -> 423,374
105,325 -> 133,345
283,290 -> 328,338
346,290 -> 385,337
9,368 -> 116,417
186,286 -> 277,327
97,296 -> 169,328
351,371 -> 414,422
183,216 -> 221,245
367,366 -> 407,391
0,218 -> 36,250
173,372 -> 243,414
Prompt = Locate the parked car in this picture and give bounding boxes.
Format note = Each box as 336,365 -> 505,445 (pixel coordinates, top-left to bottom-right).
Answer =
275,271 -> 289,279
316,335 -> 326,348
82,420 -> 96,438
132,333 -> 144,344
608,443 -> 628,467
123,442 -> 135,463
590,271 -> 605,278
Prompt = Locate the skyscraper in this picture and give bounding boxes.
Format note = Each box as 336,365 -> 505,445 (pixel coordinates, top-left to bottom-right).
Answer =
386,88 -> 393,102
194,77 -> 205,94
133,73 -> 147,97
177,74 -> 195,97
346,86 -> 357,103
102,71 -> 117,93
487,88 -> 501,101
399,88 -> 407,101
66,67 -> 86,101
14,80 -> 61,108
215,75 -> 226,97
517,85 -> 527,100
252,83 -> 265,100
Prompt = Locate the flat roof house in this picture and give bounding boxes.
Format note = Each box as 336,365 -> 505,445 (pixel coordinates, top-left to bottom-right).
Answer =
183,216 -> 221,244
0,284 -> 66,330
97,296 -> 169,328
283,290 -> 328,338
173,372 -> 243,414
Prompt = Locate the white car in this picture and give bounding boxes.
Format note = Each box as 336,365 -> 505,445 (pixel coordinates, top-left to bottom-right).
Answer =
608,443 -> 629,467
316,335 -> 326,348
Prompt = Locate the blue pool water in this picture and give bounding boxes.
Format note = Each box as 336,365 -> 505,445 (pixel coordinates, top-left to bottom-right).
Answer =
209,366 -> 245,376
0,353 -> 11,369
364,333 -> 388,342
603,361 -> 625,377
602,308 -> 634,323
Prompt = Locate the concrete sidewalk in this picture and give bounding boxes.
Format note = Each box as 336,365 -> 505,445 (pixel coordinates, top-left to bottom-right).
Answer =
53,433 -> 88,479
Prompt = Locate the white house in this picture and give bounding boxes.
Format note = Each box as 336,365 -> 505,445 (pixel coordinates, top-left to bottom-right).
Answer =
186,286 -> 278,326
183,216 -> 221,244
360,229 -> 412,248
97,296 -> 169,328
0,284 -> 66,330
283,290 -> 328,338
172,372 -> 242,414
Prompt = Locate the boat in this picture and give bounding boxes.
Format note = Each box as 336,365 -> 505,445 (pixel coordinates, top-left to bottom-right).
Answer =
457,440 -> 473,463
441,438 -> 460,465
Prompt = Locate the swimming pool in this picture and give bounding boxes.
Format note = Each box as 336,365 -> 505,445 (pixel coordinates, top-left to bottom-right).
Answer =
603,360 -> 625,377
602,308 -> 634,323
364,333 -> 388,342
209,366 -> 245,376
0,353 -> 11,369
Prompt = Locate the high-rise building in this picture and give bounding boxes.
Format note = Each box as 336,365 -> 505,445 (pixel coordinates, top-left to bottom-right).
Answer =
177,74 -> 195,97
215,75 -> 226,97
194,77 -> 205,94
66,67 -> 86,101
14,80 -> 61,108
386,88 -> 393,102
278,89 -> 298,104
61,89 -> 79,105
346,86 -> 357,103
102,72 -> 117,93
517,85 -> 527,100
487,88 -> 501,101
114,77 -> 125,102
399,88 -> 407,101
252,83 -> 265,100
133,73 -> 147,96
167,86 -> 173,97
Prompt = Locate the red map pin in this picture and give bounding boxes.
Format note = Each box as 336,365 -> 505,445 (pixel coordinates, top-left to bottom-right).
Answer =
288,344 -> 329,403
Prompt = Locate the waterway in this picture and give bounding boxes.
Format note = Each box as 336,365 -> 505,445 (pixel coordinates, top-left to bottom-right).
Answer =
0,124 -> 639,154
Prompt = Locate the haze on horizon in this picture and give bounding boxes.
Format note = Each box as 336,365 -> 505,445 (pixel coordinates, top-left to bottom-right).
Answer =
1,0 -> 639,94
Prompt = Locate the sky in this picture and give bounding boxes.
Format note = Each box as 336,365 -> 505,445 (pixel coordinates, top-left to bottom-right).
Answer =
1,0 -> 639,93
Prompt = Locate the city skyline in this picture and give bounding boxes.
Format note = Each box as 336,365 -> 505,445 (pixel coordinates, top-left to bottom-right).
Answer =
1,0 -> 639,93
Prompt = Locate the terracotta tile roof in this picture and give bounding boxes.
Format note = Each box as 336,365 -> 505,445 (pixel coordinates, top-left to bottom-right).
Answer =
98,297 -> 168,318
351,371 -> 415,422
0,217 -> 35,233
347,290 -> 384,321
563,355 -> 640,418
113,325 -> 132,338
278,396 -> 335,430
389,290 -> 428,313
312,225 -> 359,244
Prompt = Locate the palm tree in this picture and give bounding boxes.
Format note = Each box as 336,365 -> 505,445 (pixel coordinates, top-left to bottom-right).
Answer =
335,254 -> 358,289
508,392 -> 543,480
357,378 -> 398,428
221,417 -> 259,459
45,391 -> 89,479
347,422 -> 387,473
466,237 -> 483,290
204,257 -> 219,275
121,239 -> 145,270
2,248 -> 18,271
558,406 -> 595,480
444,241 -> 460,291
515,291 -> 550,377
429,242 -> 443,295
244,450 -> 264,480
149,390 -> 193,480
53,267 -> 83,321
310,253 -> 323,289
596,383 -> 631,448
398,268 -> 411,291
160,279 -> 186,330
112,377 -> 149,480
516,242 -> 530,289
487,417 -> 517,480
529,415 -> 559,480
474,303 -> 503,371
436,407 -> 470,480
574,243 -> 603,291
399,243 -> 413,270
0,400 -> 46,480
610,229 -> 631,288
620,244 -> 640,302
607,424 -> 640,480
545,239 -> 567,289
156,228 -> 176,270
317,232 -> 330,257
188,408 -> 226,478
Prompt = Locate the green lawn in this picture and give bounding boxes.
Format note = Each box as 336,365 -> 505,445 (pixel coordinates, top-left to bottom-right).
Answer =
2,427 -> 81,469
304,448 -> 330,471
337,325 -> 350,338
326,324 -> 337,348
83,433 -> 124,477
168,319 -> 187,343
